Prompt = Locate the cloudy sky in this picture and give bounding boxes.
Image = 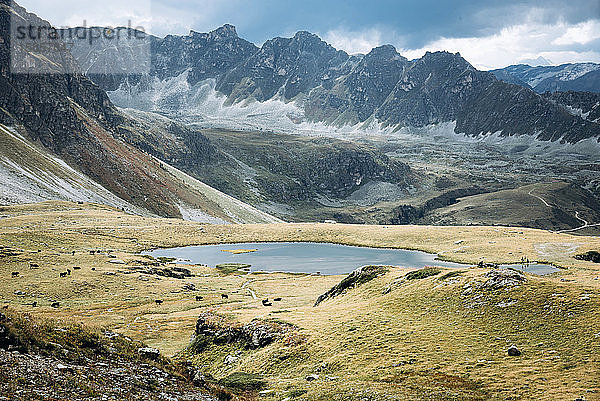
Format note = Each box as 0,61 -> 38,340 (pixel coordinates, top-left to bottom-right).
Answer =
16,0 -> 600,69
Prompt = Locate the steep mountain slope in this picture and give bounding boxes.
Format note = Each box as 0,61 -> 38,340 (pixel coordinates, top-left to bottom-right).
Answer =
217,31 -> 353,103
0,1 -> 280,223
0,123 -> 144,213
542,91 -> 600,123
492,63 -> 600,93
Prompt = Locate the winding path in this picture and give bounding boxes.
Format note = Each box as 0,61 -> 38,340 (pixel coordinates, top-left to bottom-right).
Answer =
528,188 -> 599,233
557,211 -> 600,233
527,188 -> 552,208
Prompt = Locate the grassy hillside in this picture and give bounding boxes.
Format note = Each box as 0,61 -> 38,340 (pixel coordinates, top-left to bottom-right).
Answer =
419,182 -> 600,234
0,202 -> 599,400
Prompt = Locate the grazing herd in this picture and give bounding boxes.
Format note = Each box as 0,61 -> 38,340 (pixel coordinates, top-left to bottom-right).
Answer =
152,294 -> 282,307
9,255 -> 285,311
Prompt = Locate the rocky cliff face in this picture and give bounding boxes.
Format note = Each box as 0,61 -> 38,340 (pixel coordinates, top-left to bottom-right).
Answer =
153,24 -> 259,86
217,31 -> 352,103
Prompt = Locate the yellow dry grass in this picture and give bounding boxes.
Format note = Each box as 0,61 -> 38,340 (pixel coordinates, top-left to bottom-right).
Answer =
1,201 -> 599,400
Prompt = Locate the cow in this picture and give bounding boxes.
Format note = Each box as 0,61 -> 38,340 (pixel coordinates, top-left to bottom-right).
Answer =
274,297 -> 282,302
262,299 -> 272,307
66,269 -> 71,275
29,263 -> 39,268
155,299 -> 164,305
59,272 -> 67,278
195,296 -> 203,301
51,302 -> 60,308
11,272 -> 19,278
73,266 -> 81,270
221,294 -> 229,299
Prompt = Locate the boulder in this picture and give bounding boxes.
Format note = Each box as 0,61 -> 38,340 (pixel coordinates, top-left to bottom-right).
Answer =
224,354 -> 239,364
306,374 -> 319,381
138,347 -> 160,359
507,345 -> 521,356
193,313 -> 294,350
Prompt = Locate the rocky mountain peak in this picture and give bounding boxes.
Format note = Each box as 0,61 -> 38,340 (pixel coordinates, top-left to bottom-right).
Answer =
208,23 -> 238,40
366,44 -> 401,58
420,50 -> 474,70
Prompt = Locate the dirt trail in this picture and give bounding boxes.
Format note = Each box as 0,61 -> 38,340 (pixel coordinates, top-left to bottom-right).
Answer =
528,189 -> 598,233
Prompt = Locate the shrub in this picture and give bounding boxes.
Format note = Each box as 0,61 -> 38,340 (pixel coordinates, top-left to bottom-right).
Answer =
215,263 -> 251,275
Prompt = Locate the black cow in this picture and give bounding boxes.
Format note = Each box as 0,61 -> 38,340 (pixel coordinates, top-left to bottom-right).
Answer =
221,294 -> 229,299
155,299 -> 164,305
11,272 -> 19,278
274,297 -> 282,302
51,302 -> 60,308
195,296 -> 203,301
59,272 -> 67,278
262,299 -> 272,307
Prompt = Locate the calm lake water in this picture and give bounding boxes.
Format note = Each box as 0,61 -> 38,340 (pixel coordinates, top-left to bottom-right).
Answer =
142,242 -> 560,275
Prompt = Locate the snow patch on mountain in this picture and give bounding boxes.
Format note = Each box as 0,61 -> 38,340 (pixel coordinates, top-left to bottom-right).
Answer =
109,73 -> 397,137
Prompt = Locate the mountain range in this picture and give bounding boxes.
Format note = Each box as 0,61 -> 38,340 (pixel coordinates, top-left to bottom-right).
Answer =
1,1 -> 600,229
492,63 -> 600,94
63,25 -> 600,143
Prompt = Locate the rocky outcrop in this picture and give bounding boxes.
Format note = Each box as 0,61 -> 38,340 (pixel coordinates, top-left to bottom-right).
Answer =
0,311 -> 216,400
480,269 -> 527,290
314,265 -> 388,306
192,313 -> 294,350
574,251 -> 600,263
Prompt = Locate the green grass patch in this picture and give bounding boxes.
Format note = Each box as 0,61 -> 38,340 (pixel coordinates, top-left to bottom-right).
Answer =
437,270 -> 466,280
406,267 -> 442,280
215,263 -> 251,275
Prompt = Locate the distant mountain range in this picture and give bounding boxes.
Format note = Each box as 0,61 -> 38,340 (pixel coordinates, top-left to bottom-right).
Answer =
60,25 -> 600,144
492,63 -> 600,93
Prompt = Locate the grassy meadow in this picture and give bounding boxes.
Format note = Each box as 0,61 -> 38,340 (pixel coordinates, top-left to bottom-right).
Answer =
1,201 -> 599,400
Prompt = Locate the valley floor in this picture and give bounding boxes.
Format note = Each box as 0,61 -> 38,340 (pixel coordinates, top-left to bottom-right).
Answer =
0,201 -> 599,400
